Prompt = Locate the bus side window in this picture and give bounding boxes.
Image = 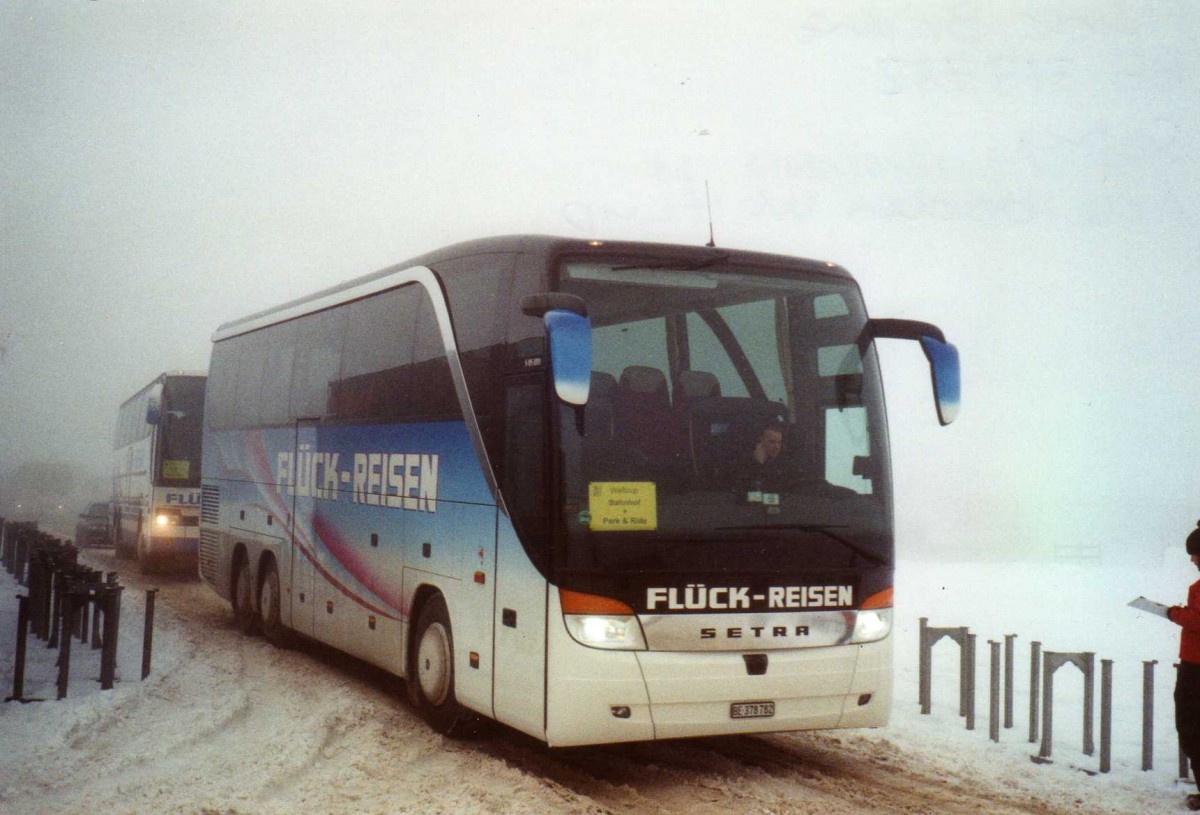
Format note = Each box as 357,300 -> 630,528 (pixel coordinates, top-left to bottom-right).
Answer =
412,289 -> 462,420
261,321 -> 298,426
290,308 -> 345,421
232,330 -> 270,428
206,340 -> 240,430
337,286 -> 419,420
825,406 -> 872,494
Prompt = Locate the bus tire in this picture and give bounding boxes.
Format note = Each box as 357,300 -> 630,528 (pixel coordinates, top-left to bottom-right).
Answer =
258,558 -> 290,648
233,558 -> 259,636
111,512 -> 123,555
136,531 -> 157,574
407,594 -> 465,734
115,515 -> 135,559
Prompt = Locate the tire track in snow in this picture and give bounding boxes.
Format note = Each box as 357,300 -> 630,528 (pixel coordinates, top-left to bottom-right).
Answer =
41,552 -> 1148,815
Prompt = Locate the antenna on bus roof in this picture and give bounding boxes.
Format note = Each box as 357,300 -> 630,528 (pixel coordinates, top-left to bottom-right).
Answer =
704,180 -> 716,248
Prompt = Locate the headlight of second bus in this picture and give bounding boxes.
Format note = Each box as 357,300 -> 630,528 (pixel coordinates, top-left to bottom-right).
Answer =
154,508 -> 183,527
559,588 -> 648,651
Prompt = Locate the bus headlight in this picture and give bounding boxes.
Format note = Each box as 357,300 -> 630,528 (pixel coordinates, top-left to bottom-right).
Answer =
564,614 -> 647,650
154,509 -> 182,527
559,588 -> 647,651
850,608 -> 893,643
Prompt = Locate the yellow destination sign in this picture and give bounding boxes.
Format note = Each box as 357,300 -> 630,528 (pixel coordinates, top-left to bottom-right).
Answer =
589,482 -> 657,531
162,459 -> 191,480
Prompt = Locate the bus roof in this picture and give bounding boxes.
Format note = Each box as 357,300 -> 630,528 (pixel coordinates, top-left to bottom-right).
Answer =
118,371 -> 207,409
212,234 -> 853,342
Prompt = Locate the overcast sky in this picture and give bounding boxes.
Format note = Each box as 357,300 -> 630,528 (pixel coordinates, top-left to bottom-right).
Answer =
2,1 -> 1197,560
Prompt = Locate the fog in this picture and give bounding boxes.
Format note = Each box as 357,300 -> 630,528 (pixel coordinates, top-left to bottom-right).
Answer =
2,2 -> 1197,561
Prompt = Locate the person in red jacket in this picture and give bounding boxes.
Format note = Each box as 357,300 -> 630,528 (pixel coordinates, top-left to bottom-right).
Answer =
1169,521 -> 1200,811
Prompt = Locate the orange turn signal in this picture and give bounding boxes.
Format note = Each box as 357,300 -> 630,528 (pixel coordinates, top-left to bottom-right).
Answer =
861,587 -> 894,610
558,588 -> 635,616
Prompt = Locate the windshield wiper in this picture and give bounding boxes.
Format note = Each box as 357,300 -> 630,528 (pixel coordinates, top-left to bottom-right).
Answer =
714,524 -> 890,567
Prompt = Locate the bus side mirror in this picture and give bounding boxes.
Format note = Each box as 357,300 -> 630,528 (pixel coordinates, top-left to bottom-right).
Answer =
521,293 -> 588,318
864,318 -> 960,426
919,335 -> 960,426
544,309 -> 592,406
522,293 -> 592,406
145,382 -> 163,425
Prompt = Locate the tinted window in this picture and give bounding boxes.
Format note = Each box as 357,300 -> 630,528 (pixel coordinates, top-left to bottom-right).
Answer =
232,330 -> 271,427
411,289 -> 461,419
290,309 -> 344,420
337,286 -> 418,420
260,321 -> 298,425
159,376 -> 206,486
206,341 -> 239,430
435,253 -> 513,353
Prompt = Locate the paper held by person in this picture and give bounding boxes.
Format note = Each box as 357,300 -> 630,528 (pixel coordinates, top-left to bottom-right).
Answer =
1128,596 -> 1171,619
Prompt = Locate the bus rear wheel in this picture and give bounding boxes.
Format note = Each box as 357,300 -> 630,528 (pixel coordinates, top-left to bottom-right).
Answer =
407,594 -> 465,734
257,558 -> 289,647
233,559 -> 259,636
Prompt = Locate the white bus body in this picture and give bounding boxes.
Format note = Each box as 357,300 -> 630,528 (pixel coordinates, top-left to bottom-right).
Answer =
199,236 -> 958,746
111,371 -> 206,570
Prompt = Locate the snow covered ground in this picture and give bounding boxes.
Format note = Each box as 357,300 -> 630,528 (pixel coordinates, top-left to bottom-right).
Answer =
0,551 -> 1194,814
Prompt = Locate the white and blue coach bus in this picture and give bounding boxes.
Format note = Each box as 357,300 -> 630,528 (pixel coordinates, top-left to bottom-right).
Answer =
112,371 -> 207,570
199,236 -> 958,747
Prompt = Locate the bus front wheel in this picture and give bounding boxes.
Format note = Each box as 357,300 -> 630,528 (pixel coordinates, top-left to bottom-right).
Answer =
115,516 -> 135,560
407,594 -> 465,734
136,531 -> 157,574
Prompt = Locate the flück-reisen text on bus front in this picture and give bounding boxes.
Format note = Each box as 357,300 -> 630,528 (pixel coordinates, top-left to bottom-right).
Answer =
646,584 -> 853,611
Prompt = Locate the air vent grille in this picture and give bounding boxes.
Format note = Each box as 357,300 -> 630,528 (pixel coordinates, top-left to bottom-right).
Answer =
198,529 -> 220,584
200,484 -> 220,526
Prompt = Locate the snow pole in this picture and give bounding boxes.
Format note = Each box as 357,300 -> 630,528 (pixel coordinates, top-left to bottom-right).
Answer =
1004,634 -> 1016,730
965,633 -> 977,731
91,592 -> 103,650
99,575 -> 123,691
7,594 -> 30,702
1039,653 -> 1054,760
141,589 -> 157,680
1029,641 -> 1042,744
1083,652 -> 1095,757
56,591 -> 78,700
989,640 -> 1000,742
1100,659 -> 1112,774
77,581 -> 89,644
1142,660 -> 1156,771
27,544 -> 47,640
47,567 -> 62,649
13,527 -> 31,587
919,617 -> 931,713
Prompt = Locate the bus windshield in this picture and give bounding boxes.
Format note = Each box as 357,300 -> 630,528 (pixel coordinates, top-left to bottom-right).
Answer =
158,376 -> 206,487
556,258 -> 892,577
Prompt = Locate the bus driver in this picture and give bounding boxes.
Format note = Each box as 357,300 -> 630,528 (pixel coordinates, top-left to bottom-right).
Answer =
735,423 -> 790,500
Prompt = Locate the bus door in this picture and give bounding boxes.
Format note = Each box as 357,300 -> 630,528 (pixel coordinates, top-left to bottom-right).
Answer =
288,419 -> 318,639
491,375 -> 550,737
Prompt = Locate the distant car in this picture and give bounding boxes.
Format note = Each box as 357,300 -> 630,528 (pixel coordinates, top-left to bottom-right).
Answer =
75,502 -> 111,548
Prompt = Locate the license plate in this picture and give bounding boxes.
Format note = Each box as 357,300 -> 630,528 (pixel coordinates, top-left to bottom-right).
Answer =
730,701 -> 775,719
